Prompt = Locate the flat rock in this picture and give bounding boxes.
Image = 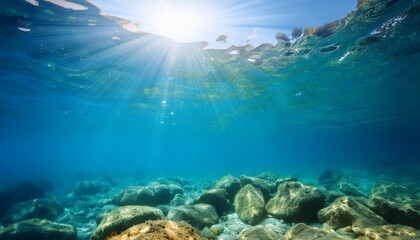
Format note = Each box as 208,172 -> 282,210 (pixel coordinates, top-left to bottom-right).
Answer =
107,220 -> 203,240
194,188 -> 230,215
214,175 -> 241,202
285,223 -> 351,240
73,181 -> 111,196
239,226 -> 281,240
368,181 -> 420,229
266,181 -> 325,222
318,196 -> 386,230
167,203 -> 219,230
0,218 -> 76,240
234,184 -> 266,225
91,206 -> 163,240
353,224 -> 420,240
240,176 -> 276,202
1,198 -> 64,224
112,182 -> 182,206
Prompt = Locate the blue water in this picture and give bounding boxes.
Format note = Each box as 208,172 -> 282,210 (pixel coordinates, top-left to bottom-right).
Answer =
1,0 -> 420,187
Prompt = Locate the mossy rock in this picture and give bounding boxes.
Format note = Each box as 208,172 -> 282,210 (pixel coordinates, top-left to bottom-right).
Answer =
234,184 -> 266,225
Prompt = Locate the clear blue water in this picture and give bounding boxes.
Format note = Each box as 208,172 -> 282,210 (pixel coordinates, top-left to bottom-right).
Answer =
1,0 -> 420,186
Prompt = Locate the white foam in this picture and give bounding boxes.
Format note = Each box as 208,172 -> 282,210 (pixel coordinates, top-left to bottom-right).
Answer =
17,27 -> 31,32
25,0 -> 39,6
121,22 -> 139,33
339,51 -> 350,62
229,50 -> 238,55
44,0 -> 88,11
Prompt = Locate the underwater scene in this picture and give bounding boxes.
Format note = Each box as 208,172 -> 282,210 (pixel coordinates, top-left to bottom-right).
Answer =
1,0 -> 420,239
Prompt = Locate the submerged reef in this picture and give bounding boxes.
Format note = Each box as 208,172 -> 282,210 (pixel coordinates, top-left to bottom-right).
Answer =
0,170 -> 419,240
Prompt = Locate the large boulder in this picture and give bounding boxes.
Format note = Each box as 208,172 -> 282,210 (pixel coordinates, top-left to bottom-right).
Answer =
91,206 -> 163,240
107,220 -> 203,240
265,181 -> 325,222
285,223 -> 350,240
194,189 -> 230,215
318,196 -> 386,230
368,181 -> 420,229
0,218 -> 76,240
239,226 -> 281,240
0,182 -> 44,218
214,175 -> 241,202
234,184 -> 266,225
73,181 -> 111,196
1,198 -> 64,224
112,182 -> 182,206
240,176 -> 276,202
167,204 -> 219,230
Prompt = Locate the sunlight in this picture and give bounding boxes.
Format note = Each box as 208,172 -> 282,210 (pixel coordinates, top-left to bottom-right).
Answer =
146,4 -> 213,43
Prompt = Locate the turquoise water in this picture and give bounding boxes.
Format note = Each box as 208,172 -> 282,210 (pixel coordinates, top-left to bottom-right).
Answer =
1,0 -> 420,186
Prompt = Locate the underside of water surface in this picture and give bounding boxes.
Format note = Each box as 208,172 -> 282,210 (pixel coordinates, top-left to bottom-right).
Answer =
0,0 -> 419,239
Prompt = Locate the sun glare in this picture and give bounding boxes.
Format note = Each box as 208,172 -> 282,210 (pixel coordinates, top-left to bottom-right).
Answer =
145,4 -> 213,43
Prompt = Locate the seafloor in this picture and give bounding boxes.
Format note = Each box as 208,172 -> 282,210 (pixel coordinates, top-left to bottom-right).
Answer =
0,170 -> 419,240
1,0 -> 420,239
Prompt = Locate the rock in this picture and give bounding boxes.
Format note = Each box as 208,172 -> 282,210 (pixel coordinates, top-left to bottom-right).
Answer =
214,175 -> 241,202
209,224 -> 224,235
148,182 -> 183,200
285,223 -> 350,240
368,181 -> 420,229
170,193 -> 189,206
112,182 -> 182,206
240,176 -> 276,202
73,181 -> 111,196
0,218 -> 76,240
239,226 -> 281,240
1,198 -> 64,224
318,196 -> 386,230
352,224 -> 420,240
107,219 -> 203,240
157,177 -> 189,186
234,184 -> 266,225
91,206 -> 163,240
156,205 -> 171,216
339,182 -> 365,197
167,204 -> 219,230
0,182 -> 44,218
325,191 -> 345,203
257,171 -> 279,182
194,189 -> 230,215
274,177 -> 298,187
318,170 -> 343,189
265,181 -> 325,222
